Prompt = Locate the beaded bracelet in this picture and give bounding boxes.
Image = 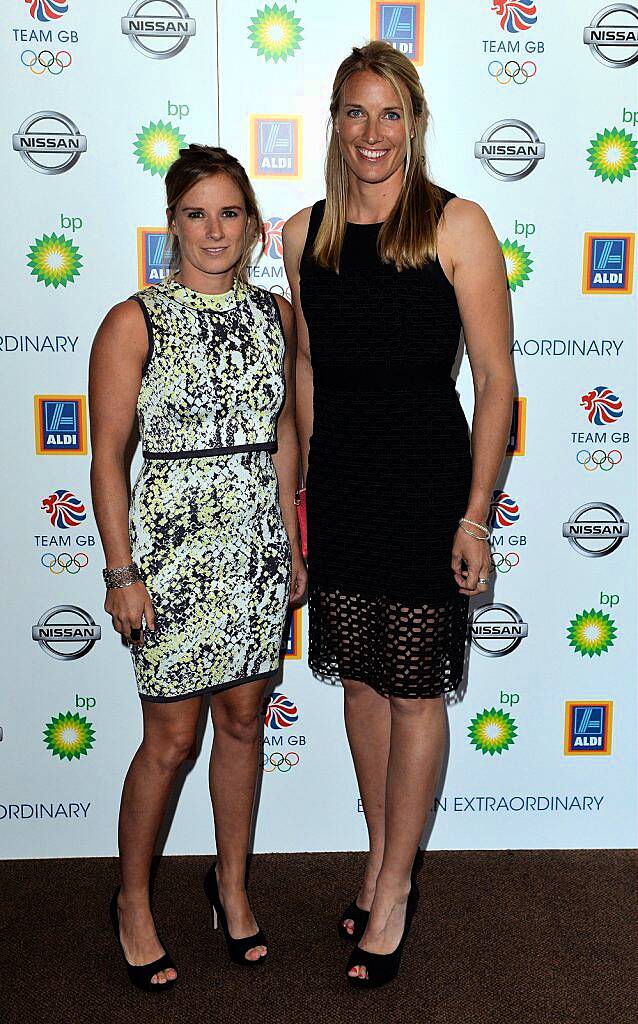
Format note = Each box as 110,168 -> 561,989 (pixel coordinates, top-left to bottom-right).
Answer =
458,517 -> 490,541
103,563 -> 141,590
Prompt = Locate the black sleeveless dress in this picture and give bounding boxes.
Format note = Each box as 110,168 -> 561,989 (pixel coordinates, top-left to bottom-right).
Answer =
299,193 -> 471,699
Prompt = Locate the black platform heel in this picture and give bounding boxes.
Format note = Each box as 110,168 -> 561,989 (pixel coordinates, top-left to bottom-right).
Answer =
109,888 -> 177,993
203,866 -> 268,966
337,899 -> 370,943
346,885 -> 418,989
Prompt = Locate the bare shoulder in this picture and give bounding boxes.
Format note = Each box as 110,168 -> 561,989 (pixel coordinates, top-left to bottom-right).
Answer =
99,298 -> 146,335
440,198 -> 495,241
283,206 -> 313,262
272,292 -> 295,335
92,298 -> 148,362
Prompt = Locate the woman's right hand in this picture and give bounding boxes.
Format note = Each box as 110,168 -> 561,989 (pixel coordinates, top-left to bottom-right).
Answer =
104,581 -> 155,647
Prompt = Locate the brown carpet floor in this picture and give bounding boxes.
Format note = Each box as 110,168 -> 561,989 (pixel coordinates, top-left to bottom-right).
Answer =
2,851 -> 636,1024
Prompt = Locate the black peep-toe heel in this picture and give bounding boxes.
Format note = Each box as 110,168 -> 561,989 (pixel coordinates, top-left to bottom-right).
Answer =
337,899 -> 370,943
109,888 -> 177,993
346,885 -> 418,989
204,866 -> 268,966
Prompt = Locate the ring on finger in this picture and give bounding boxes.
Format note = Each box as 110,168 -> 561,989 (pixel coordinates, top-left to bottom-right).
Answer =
478,578 -> 489,585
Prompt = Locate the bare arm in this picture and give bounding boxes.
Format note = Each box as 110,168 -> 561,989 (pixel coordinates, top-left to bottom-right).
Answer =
283,207 -> 313,482
271,293 -> 307,605
88,300 -> 155,642
439,199 -> 514,595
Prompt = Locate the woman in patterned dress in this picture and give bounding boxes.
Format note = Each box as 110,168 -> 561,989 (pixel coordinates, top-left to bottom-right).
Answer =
89,145 -> 305,989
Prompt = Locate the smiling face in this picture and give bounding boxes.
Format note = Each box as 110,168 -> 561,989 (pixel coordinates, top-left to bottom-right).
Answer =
335,68 -> 412,187
168,172 -> 252,289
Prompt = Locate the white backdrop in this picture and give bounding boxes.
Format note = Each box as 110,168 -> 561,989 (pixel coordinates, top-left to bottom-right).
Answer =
1,0 -> 636,858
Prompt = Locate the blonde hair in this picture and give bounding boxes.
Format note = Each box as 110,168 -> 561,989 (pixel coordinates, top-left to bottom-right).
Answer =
314,41 -> 444,272
165,144 -> 264,283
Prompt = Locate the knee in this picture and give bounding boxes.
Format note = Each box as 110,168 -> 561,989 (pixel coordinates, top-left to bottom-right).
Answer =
142,729 -> 195,772
213,705 -> 261,744
389,694 -> 444,721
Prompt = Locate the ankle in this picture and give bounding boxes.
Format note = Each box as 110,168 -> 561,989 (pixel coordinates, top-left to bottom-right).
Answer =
117,889 -> 152,914
373,874 -> 412,902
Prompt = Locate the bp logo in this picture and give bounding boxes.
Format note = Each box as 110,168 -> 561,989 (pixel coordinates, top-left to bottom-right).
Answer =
584,5 -> 638,68
12,111 -> 86,175
121,1 -> 196,59
134,120 -> 185,176
469,603 -> 528,657
27,232 -> 82,287
44,711 -> 95,760
501,239 -> 533,290
32,605 -> 101,660
587,126 -> 637,181
566,608 -> 617,656
468,708 -> 517,755
248,4 -> 303,62
475,120 -> 545,181
563,503 -> 629,557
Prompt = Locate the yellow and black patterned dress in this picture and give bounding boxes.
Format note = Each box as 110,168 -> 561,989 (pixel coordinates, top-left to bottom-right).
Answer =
128,275 -> 291,702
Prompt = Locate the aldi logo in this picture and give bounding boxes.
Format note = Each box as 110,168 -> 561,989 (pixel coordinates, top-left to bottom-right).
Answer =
250,116 -> 301,178
34,396 -> 87,455
564,701 -> 613,755
137,227 -> 173,288
506,397 -> 526,456
281,607 -> 302,659
583,233 -> 635,294
371,1 -> 425,64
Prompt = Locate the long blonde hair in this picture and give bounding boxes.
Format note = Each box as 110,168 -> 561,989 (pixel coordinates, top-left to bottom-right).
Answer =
314,41 -> 444,272
165,144 -> 264,283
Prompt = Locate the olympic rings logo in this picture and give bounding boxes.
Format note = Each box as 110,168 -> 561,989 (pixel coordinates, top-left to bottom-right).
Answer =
491,551 -> 520,574
260,751 -> 300,773
576,449 -> 623,472
488,60 -> 537,85
21,50 -> 72,75
41,552 -> 89,575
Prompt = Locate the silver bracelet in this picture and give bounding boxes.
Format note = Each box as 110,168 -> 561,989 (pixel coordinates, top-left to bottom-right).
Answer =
103,563 -> 141,590
456,520 -> 491,544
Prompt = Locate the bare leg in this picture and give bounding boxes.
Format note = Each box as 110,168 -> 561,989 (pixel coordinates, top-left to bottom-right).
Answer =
117,695 -> 203,984
209,677 -> 270,961
349,695 -> 446,979
341,678 -> 391,934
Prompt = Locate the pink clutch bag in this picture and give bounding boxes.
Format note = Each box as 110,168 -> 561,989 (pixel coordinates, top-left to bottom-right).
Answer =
294,488 -> 307,558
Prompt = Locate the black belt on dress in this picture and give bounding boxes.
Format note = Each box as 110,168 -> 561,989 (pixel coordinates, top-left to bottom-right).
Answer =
143,442 -> 276,460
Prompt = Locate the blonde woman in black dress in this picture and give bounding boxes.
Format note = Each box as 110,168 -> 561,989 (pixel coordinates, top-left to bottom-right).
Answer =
284,43 -> 513,987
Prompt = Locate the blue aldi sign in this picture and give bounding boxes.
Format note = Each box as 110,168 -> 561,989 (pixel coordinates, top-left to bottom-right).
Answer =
564,701 -> 613,755
583,232 -> 634,294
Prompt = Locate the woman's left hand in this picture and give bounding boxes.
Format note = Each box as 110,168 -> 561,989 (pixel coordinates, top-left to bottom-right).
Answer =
289,543 -> 308,606
451,528 -> 492,597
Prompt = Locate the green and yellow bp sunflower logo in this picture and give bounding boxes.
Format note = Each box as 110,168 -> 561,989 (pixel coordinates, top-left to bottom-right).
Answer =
134,120 -> 186,177
587,127 -> 637,183
27,232 -> 82,288
501,239 -> 533,291
248,3 -> 303,62
44,711 -> 95,760
469,708 -> 517,756
567,609 -> 617,657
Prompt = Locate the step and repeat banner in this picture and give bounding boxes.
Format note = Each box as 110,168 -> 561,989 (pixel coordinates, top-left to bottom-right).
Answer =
1,1 -> 636,857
